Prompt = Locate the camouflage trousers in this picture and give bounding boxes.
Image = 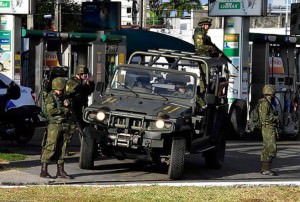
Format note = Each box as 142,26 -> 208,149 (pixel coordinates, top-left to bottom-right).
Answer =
261,125 -> 277,162
41,122 -> 76,164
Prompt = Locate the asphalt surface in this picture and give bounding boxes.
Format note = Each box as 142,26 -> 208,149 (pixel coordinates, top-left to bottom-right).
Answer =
1,127 -> 300,186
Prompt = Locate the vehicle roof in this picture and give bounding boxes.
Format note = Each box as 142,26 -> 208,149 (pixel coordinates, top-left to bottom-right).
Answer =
128,49 -> 228,68
117,63 -> 199,78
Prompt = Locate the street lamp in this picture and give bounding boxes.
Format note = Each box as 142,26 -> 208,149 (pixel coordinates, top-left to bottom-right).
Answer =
285,0 -> 289,35
55,0 -> 62,32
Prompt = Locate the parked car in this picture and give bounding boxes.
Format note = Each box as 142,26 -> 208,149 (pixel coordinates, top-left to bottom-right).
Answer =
0,73 -> 41,144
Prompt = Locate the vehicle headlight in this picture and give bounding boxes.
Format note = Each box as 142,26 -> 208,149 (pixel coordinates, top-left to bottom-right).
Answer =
155,119 -> 165,129
96,111 -> 106,121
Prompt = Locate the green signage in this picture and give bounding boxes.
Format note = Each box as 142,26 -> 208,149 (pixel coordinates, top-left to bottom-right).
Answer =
219,2 -> 240,9
0,30 -> 11,52
223,34 -> 239,57
0,0 -> 10,8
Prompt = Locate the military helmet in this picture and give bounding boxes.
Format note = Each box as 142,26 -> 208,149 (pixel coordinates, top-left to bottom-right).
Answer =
52,77 -> 66,91
76,65 -> 89,74
262,84 -> 276,95
198,17 -> 212,26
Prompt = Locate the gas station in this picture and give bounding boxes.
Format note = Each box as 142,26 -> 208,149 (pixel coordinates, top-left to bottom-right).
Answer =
21,29 -> 127,104
1,0 -> 300,138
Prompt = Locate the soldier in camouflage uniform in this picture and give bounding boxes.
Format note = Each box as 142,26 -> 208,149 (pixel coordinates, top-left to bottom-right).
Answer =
66,65 -> 95,129
193,17 -> 219,57
258,84 -> 279,176
40,77 -> 74,179
193,17 -> 223,109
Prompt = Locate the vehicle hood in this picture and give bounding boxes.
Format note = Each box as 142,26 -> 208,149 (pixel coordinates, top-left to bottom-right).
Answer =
89,95 -> 191,118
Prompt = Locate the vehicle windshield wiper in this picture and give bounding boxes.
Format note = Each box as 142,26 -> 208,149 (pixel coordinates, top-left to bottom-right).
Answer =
155,92 -> 168,101
116,81 -> 139,98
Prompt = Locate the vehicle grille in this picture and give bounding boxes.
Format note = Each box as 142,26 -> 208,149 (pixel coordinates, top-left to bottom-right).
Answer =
108,114 -> 146,131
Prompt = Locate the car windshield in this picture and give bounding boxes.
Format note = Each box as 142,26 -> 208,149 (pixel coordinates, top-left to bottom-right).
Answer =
111,67 -> 196,99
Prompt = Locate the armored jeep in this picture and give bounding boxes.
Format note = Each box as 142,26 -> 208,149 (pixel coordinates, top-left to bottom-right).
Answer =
79,49 -> 231,179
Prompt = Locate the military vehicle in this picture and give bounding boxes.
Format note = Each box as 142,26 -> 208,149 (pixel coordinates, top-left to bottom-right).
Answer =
79,49 -> 231,179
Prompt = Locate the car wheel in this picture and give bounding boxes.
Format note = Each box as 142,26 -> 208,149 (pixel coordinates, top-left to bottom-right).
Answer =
15,122 -> 35,145
168,138 -> 186,180
79,127 -> 95,169
204,128 -> 226,169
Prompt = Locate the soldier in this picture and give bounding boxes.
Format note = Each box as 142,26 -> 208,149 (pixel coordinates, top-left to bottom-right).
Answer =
193,17 -> 220,57
66,65 -> 95,129
40,77 -> 74,179
258,84 -> 279,176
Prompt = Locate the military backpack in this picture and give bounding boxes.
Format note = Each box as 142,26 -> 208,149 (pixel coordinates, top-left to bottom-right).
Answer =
248,102 -> 261,131
249,97 -> 276,132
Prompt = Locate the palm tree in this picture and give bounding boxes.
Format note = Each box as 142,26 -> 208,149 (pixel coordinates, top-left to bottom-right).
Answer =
157,0 -> 202,18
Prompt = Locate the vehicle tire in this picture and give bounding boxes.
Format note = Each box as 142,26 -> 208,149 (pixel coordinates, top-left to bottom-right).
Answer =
79,127 -> 95,169
15,121 -> 35,145
168,138 -> 186,180
229,99 -> 247,139
204,129 -> 226,169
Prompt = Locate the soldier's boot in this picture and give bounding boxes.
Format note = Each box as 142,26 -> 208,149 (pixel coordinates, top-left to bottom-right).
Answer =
40,163 -> 53,178
260,161 -> 277,176
56,163 -> 73,179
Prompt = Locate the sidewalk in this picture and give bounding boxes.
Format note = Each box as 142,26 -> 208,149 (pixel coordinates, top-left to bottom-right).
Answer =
0,126 -> 81,185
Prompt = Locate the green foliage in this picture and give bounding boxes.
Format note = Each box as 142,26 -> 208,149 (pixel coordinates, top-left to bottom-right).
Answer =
34,0 -> 81,32
0,152 -> 27,161
147,10 -> 163,26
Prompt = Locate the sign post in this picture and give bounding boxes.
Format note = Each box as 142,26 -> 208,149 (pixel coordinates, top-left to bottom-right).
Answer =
0,0 -> 33,83
209,0 -> 267,103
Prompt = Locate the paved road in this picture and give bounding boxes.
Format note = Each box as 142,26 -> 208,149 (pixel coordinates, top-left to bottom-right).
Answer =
1,128 -> 300,185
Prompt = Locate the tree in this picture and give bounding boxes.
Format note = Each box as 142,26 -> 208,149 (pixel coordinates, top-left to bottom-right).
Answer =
157,0 -> 202,18
34,0 -> 81,32
149,0 -> 160,13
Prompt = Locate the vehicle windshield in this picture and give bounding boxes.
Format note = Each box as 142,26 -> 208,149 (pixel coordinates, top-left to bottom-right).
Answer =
110,67 -> 196,99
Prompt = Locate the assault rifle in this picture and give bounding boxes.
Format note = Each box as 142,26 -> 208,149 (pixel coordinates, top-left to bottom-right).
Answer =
211,42 -> 239,71
65,95 -> 85,138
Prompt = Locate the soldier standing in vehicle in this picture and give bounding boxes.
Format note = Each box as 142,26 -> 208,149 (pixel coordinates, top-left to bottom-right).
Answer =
66,65 -> 95,129
193,17 -> 220,57
258,84 -> 279,176
40,77 -> 74,179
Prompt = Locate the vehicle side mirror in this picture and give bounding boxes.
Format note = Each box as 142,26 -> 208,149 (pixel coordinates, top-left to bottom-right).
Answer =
95,81 -> 105,93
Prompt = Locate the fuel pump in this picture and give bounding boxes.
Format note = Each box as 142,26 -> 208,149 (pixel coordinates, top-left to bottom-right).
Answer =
250,34 -> 300,139
106,55 -> 117,85
87,36 -> 126,103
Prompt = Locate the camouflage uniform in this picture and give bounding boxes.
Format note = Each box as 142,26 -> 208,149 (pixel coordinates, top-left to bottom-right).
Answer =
258,84 -> 279,176
40,77 -> 75,179
193,17 -> 219,57
66,65 -> 95,128
193,17 -> 220,108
